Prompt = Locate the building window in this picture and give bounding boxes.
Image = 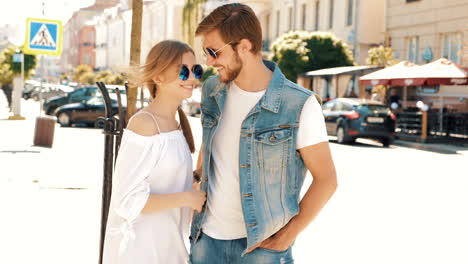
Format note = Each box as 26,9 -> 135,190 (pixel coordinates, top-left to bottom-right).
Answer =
84,54 -> 91,65
314,1 -> 319,31
301,4 -> 307,30
442,33 -> 462,63
89,31 -> 95,43
329,0 -> 334,29
407,36 -> 420,63
347,0 -> 354,26
276,10 -> 280,37
288,7 -> 293,31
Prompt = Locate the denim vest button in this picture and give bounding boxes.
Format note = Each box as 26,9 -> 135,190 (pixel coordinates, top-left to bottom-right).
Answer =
270,133 -> 276,142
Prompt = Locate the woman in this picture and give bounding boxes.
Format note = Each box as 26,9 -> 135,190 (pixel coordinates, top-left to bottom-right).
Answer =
103,40 -> 206,264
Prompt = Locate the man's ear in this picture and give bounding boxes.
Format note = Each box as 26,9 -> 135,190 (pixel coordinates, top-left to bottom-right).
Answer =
237,39 -> 253,54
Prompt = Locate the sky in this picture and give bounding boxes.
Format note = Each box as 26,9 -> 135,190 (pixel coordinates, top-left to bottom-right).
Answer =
0,0 -> 95,45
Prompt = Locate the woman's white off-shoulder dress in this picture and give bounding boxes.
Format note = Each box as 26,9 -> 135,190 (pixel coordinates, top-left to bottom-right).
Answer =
103,111 -> 193,264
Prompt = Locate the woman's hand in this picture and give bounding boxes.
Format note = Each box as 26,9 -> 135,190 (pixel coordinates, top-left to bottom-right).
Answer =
185,190 -> 206,212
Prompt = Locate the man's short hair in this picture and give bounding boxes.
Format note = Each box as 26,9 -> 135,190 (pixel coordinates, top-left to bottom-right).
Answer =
196,3 -> 262,54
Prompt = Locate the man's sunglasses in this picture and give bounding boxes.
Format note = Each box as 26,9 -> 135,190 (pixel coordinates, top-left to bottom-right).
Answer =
203,41 -> 234,59
179,64 -> 204,81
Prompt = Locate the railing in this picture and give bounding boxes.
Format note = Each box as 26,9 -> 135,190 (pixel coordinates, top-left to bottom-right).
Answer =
396,111 -> 468,142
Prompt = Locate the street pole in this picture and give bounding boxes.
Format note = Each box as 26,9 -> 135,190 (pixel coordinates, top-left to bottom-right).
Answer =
127,0 -> 143,123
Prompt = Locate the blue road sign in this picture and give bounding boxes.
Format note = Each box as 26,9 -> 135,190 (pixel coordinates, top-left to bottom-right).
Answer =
24,18 -> 62,56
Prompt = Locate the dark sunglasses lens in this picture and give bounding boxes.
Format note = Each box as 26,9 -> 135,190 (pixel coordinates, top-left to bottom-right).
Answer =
179,65 -> 189,81
207,48 -> 217,59
193,65 -> 204,79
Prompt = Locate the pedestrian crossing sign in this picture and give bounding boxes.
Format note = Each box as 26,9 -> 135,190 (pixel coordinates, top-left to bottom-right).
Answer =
24,18 -> 63,56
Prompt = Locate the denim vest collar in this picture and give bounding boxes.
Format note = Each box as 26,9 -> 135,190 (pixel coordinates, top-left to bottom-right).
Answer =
210,60 -> 285,115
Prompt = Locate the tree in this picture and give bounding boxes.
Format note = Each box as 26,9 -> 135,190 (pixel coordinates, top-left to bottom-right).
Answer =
73,64 -> 93,83
0,46 -> 37,109
366,45 -> 397,67
79,71 -> 96,85
366,45 -> 398,103
2,46 -> 37,79
0,52 -> 13,85
270,31 -> 355,82
107,72 -> 125,85
96,70 -> 113,83
182,0 -> 207,46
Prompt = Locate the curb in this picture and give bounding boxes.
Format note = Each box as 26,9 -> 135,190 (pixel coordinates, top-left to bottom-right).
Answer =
393,140 -> 468,155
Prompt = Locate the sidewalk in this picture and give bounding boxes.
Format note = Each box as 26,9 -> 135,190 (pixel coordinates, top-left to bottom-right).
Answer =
393,139 -> 468,155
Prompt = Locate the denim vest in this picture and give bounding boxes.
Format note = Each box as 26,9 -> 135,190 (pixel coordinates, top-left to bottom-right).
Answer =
191,60 -> 312,254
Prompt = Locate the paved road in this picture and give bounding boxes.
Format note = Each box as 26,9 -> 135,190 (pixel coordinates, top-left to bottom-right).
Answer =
1,98 -> 467,264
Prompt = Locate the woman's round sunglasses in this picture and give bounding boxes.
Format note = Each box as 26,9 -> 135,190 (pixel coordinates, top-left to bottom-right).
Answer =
179,64 -> 204,81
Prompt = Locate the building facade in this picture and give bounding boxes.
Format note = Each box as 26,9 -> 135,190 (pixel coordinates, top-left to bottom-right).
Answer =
386,0 -> 468,66
263,0 -> 385,65
60,0 -> 118,73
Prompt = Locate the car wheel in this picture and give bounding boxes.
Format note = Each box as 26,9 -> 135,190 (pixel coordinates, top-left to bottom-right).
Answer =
46,106 -> 57,116
336,126 -> 350,144
381,138 -> 393,148
57,112 -> 71,127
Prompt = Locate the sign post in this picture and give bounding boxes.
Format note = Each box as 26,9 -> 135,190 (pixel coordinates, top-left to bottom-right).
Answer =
23,18 -> 62,147
24,17 -> 63,116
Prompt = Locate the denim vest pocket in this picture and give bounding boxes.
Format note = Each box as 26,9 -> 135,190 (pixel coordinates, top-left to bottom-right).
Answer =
254,127 -> 292,227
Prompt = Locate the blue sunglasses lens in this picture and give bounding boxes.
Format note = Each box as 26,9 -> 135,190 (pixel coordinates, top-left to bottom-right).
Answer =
208,48 -> 217,58
193,65 -> 203,79
179,65 -> 189,81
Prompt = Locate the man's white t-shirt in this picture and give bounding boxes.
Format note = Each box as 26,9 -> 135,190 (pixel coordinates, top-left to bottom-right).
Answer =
203,82 -> 328,240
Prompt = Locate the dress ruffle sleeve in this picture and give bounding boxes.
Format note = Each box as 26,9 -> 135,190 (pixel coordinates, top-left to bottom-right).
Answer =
108,129 -> 162,255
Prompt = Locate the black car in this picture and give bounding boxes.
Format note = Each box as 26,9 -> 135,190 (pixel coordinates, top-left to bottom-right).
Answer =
43,85 -> 125,116
55,95 -> 127,127
322,98 -> 396,147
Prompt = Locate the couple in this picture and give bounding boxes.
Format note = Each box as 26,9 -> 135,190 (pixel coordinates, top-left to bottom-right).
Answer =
103,3 -> 337,264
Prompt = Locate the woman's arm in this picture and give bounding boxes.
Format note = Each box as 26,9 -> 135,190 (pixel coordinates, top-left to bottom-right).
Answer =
141,190 -> 206,214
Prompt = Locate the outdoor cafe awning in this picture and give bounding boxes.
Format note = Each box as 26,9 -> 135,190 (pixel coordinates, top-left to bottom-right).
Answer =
360,58 -> 468,86
302,65 -> 379,77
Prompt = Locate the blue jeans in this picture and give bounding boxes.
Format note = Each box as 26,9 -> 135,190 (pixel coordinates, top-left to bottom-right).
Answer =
190,232 -> 294,264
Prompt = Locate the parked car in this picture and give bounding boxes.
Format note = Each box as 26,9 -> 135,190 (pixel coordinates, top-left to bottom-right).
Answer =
22,80 -> 41,100
55,94 -> 127,127
31,84 -> 73,101
44,85 -> 125,116
322,98 -> 396,147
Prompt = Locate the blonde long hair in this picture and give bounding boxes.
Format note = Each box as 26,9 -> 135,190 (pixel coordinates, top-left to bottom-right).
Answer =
129,40 -> 195,153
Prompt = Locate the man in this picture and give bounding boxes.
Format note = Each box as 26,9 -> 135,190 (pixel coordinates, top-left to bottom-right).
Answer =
190,3 -> 337,263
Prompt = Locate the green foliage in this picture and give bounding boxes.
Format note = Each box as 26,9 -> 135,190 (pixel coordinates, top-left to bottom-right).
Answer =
182,0 -> 207,46
200,65 -> 217,82
96,70 -> 126,85
0,52 -> 13,85
96,70 -> 113,82
107,72 -> 126,85
59,73 -> 69,81
366,45 -> 397,67
0,46 -> 37,83
79,71 -> 96,85
270,31 -> 355,82
73,64 -> 93,83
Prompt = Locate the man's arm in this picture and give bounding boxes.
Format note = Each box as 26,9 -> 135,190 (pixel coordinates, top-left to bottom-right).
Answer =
248,141 -> 337,252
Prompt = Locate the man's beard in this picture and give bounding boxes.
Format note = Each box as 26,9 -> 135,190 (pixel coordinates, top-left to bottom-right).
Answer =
219,51 -> 242,83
